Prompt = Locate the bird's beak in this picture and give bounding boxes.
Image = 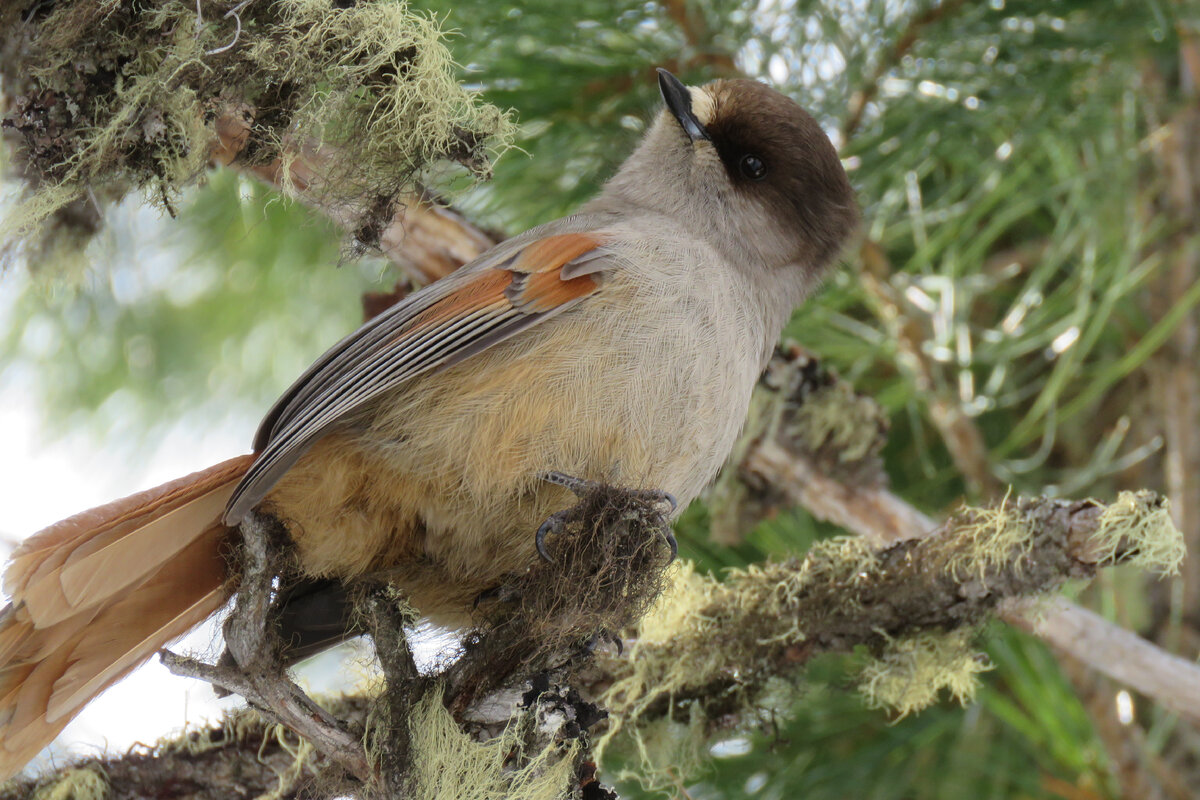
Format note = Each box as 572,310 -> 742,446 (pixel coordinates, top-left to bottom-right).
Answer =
657,68 -> 711,143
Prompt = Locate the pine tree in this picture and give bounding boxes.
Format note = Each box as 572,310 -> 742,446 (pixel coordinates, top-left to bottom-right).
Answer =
3,1 -> 1200,797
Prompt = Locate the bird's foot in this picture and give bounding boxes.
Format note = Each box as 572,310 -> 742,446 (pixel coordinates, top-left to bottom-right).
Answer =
535,508 -> 572,562
540,471 -> 678,512
534,471 -> 679,562
582,628 -> 624,657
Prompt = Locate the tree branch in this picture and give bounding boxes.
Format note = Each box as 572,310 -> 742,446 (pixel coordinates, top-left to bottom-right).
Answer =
161,511 -> 371,785
9,480 -> 1182,798
212,110 -> 498,285
732,345 -> 1200,722
1005,598 -> 1200,725
600,490 -> 1179,732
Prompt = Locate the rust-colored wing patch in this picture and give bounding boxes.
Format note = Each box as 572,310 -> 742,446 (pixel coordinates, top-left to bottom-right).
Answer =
511,232 -> 604,274
401,233 -> 605,333
405,269 -> 514,335
507,269 -> 599,314
506,232 -> 604,313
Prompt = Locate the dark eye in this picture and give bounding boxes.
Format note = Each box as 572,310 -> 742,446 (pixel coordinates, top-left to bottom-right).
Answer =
739,154 -> 767,181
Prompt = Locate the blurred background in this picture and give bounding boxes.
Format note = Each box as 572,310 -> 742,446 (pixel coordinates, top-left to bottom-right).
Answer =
4,0 -> 1200,797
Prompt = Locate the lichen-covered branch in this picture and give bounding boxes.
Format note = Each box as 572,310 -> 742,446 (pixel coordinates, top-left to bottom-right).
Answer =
0,704 -> 365,800
601,490 -> 1183,746
724,346 -> 1200,722
5,483 -> 1184,798
162,511 -> 371,785
0,0 -> 513,265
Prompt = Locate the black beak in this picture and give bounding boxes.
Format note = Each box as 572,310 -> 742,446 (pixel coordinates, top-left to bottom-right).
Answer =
657,68 -> 710,143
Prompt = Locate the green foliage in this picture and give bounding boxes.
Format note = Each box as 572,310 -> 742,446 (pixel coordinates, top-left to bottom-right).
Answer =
0,172 -> 394,440
626,629 -> 1115,800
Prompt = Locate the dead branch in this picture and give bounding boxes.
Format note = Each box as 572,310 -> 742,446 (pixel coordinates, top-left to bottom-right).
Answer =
1006,597 -> 1200,725
161,511 -> 371,785
212,110 -> 498,285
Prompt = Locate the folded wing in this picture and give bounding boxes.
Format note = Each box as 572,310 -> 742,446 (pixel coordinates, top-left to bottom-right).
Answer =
224,231 -> 613,523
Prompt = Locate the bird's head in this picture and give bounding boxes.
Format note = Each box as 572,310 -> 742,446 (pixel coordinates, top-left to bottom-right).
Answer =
604,69 -> 858,285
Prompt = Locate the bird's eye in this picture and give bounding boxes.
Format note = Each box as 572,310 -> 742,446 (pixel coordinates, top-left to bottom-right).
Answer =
739,154 -> 767,181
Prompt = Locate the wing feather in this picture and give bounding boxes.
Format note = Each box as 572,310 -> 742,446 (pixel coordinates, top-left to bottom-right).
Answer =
224,231 -> 610,523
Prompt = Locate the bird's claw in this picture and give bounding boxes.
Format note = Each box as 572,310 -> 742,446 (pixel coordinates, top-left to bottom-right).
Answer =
662,529 -> 679,561
584,628 -> 624,656
535,510 -> 570,562
535,472 -> 679,562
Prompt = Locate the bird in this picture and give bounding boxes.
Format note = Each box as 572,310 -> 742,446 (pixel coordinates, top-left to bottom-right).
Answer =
0,68 -> 857,777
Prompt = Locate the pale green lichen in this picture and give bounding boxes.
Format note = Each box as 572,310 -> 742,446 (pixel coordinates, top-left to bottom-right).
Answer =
597,542 -> 880,781
159,702 -> 329,798
603,538 -> 880,720
598,490 -> 1186,782
3,0 -> 514,263
943,489 -> 1185,586
258,723 -> 317,800
1091,491 -> 1185,574
31,768 -> 108,800
791,380 -> 888,463
858,629 -> 991,717
940,489 -> 1036,584
408,686 -> 580,800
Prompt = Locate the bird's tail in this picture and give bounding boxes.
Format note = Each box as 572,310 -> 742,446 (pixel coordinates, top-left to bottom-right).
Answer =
0,454 -> 253,779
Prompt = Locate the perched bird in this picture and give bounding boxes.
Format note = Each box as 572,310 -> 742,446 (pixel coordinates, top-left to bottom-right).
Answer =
0,69 -> 857,776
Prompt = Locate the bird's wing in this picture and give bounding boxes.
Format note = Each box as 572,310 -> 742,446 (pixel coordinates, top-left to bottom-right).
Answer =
223,231 -> 613,523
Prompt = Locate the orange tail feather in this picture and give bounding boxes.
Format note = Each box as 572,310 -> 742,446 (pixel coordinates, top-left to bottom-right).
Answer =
0,454 -> 252,779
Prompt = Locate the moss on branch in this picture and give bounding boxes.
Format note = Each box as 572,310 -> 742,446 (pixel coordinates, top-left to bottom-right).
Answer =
0,0 -> 513,266
598,491 -> 1183,782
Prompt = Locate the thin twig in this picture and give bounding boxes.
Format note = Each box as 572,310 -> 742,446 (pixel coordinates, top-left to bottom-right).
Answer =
841,0 -> 968,140
1005,598 -> 1200,726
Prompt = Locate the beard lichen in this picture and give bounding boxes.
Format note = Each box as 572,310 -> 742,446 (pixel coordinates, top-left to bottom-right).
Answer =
1091,490 -> 1185,574
0,0 -> 513,266
407,686 -> 581,800
857,628 -> 991,717
30,768 -> 108,800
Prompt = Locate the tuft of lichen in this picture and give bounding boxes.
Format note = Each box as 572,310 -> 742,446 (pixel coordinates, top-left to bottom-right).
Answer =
1091,490 -> 1185,574
605,538 -> 881,724
30,768 -> 107,800
858,629 -> 991,717
0,0 -> 513,265
790,380 -> 889,464
408,686 -> 580,800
